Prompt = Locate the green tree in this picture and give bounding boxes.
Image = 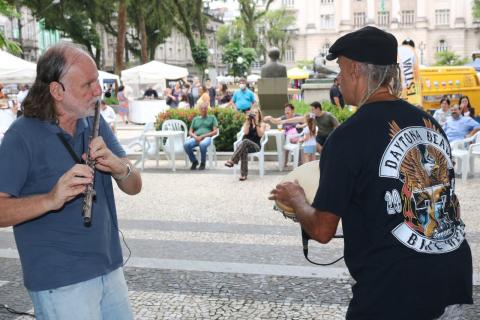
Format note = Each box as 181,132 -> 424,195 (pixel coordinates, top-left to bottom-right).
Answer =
259,8 -> 296,59
0,0 -> 21,53
222,39 -> 256,77
434,51 -> 469,66
20,0 -> 103,64
165,0 -> 209,77
238,0 -> 274,49
474,0 -> 480,19
127,0 -> 173,63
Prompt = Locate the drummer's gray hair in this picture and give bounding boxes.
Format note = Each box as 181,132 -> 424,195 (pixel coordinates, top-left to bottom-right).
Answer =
357,63 -> 402,107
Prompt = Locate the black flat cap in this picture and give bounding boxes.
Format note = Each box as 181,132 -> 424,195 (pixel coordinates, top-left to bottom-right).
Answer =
326,26 -> 398,65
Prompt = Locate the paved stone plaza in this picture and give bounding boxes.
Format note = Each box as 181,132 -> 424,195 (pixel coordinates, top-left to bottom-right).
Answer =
0,125 -> 478,319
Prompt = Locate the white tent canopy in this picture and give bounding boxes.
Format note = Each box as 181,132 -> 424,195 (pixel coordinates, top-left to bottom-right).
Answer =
121,61 -> 188,98
0,50 -> 37,84
98,70 -> 120,86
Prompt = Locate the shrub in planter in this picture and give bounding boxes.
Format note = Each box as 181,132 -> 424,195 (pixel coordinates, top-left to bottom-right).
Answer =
155,108 -> 246,152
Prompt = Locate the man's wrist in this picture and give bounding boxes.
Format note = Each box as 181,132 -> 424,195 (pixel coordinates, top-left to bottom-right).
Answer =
113,162 -> 133,181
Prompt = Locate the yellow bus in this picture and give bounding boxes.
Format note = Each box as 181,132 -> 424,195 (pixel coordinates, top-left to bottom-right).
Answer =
419,66 -> 480,116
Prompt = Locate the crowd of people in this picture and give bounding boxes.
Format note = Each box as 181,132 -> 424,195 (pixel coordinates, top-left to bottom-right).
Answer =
432,94 -> 480,142
0,25 -> 477,319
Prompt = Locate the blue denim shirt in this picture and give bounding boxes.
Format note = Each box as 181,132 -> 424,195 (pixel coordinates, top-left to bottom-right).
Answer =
0,116 -> 125,291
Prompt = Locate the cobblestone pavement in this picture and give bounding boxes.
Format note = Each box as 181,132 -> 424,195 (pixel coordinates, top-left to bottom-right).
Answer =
0,125 -> 479,319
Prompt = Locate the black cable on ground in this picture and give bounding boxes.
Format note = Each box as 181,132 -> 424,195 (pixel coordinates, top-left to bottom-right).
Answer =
0,303 -> 35,317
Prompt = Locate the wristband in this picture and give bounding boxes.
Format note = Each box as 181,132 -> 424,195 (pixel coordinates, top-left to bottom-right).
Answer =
113,162 -> 133,181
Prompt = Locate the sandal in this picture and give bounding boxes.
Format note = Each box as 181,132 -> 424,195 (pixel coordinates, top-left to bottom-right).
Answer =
224,160 -> 234,168
239,176 -> 247,181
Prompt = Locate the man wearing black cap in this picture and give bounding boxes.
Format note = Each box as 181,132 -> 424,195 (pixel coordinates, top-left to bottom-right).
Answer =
270,26 -> 472,319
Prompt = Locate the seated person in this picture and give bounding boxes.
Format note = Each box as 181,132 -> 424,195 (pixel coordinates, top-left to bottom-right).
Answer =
432,96 -> 451,126
459,95 -> 475,118
264,103 -> 302,167
183,102 -> 218,170
281,101 -> 339,153
225,107 -> 266,181
144,86 -> 158,99
100,100 -> 116,133
230,78 -> 256,113
298,113 -> 317,163
443,104 -> 480,142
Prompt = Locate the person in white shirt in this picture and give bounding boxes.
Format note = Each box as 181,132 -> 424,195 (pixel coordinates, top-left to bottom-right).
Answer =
432,97 -> 451,126
100,100 -> 117,133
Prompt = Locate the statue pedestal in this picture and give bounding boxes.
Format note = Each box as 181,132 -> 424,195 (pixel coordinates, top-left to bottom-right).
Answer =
301,79 -> 332,104
257,78 -> 289,118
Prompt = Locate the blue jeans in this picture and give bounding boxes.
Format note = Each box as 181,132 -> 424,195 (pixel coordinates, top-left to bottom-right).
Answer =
28,267 -> 133,320
183,136 -> 211,164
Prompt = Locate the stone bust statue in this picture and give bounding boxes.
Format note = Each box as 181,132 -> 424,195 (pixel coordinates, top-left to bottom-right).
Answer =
260,47 -> 287,78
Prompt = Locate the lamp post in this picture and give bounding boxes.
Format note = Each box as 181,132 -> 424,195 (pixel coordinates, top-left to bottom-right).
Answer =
419,41 -> 426,65
235,56 -> 244,82
16,0 -> 60,60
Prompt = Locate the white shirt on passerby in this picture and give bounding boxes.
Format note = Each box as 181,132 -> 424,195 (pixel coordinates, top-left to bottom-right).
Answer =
433,108 -> 451,127
100,105 -> 116,127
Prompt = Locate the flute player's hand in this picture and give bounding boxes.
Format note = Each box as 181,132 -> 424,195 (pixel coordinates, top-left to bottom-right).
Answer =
82,136 -> 126,177
47,164 -> 93,211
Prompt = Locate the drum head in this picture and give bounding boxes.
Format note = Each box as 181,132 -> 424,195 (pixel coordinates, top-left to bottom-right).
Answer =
275,160 -> 320,215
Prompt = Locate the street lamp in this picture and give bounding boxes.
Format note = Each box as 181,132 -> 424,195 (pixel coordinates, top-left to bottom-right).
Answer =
419,41 -> 426,65
235,56 -> 244,82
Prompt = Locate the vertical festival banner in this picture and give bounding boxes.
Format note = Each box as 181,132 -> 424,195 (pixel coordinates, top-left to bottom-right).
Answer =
398,43 -> 422,106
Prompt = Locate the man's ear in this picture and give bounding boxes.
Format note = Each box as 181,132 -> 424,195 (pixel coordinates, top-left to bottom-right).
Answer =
49,82 -> 64,101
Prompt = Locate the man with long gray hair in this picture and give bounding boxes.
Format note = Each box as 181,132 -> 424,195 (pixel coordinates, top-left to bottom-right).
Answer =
0,43 -> 142,319
270,26 -> 472,319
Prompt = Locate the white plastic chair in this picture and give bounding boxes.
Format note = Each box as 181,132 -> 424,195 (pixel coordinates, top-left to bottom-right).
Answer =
233,131 -> 269,177
138,122 -> 160,170
283,130 -> 303,169
193,128 -> 220,168
468,131 -> 480,176
450,134 -> 477,181
161,119 -> 189,168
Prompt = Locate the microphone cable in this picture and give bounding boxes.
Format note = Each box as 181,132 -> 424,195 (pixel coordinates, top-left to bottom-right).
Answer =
301,228 -> 344,266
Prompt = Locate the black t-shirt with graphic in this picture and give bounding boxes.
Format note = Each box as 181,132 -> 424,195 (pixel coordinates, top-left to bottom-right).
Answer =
312,100 -> 472,320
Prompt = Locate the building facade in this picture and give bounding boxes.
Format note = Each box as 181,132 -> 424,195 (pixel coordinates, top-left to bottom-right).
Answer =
0,7 -> 60,62
258,0 -> 480,68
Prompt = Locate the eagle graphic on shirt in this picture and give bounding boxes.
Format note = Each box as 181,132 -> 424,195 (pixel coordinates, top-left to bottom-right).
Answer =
379,119 -> 465,253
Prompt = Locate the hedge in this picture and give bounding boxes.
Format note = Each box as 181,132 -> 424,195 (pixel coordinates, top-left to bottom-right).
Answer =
155,108 -> 246,151
155,100 -> 354,152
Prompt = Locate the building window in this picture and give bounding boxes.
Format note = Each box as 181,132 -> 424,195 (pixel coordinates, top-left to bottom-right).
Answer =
285,47 -> 295,62
0,25 -> 5,35
320,0 -> 334,4
353,12 -> 366,27
435,9 -> 450,26
322,43 -> 330,55
377,11 -> 390,27
282,0 -> 294,6
319,14 -> 334,29
436,39 -> 448,52
401,10 -> 415,26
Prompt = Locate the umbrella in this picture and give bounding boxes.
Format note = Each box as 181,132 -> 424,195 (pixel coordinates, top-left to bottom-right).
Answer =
287,67 -> 310,80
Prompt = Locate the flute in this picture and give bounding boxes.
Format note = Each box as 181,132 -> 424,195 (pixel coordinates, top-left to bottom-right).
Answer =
82,100 -> 101,227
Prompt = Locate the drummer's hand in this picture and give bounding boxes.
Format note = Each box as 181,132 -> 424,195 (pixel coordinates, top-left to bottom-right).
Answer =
269,180 -> 307,210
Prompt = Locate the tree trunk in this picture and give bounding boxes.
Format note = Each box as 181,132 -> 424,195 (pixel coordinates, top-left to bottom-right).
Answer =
115,0 -> 127,75
139,9 -> 148,63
